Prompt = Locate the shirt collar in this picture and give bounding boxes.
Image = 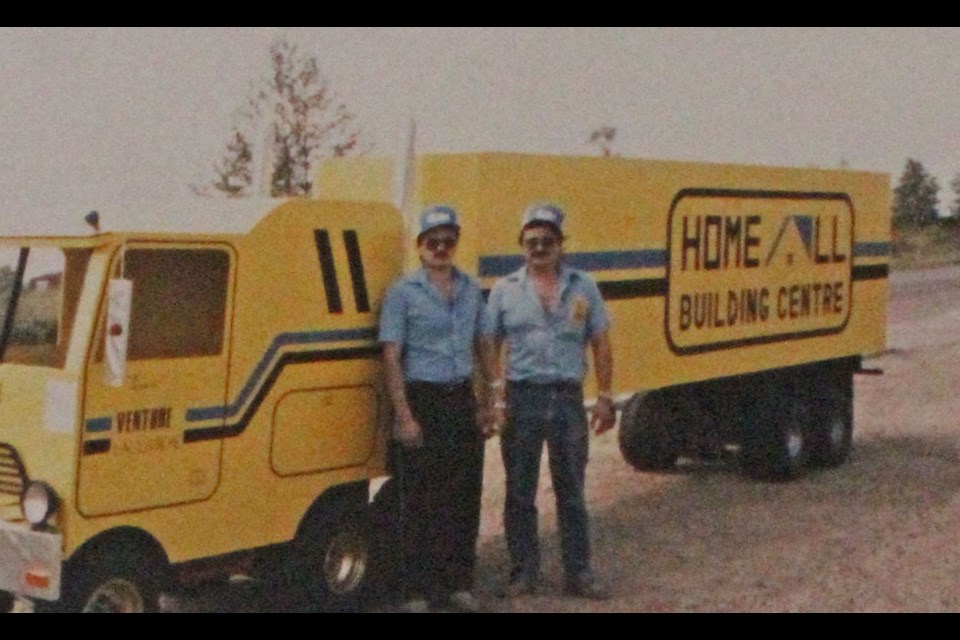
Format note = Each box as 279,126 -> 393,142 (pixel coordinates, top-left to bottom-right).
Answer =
412,267 -> 467,294
512,265 -> 580,301
513,265 -> 579,286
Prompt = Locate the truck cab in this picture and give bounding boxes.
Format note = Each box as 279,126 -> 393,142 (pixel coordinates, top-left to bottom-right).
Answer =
0,198 -> 403,612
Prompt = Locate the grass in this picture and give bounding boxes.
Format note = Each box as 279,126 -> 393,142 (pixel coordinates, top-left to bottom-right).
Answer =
892,220 -> 960,270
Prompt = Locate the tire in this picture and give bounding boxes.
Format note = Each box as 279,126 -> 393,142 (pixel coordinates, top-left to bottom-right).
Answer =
806,374 -> 854,469
53,546 -> 164,613
618,390 -> 681,471
289,499 -> 372,612
741,379 -> 807,481
1,591 -> 14,613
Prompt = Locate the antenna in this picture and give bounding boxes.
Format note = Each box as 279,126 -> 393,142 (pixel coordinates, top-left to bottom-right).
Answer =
394,118 -> 417,264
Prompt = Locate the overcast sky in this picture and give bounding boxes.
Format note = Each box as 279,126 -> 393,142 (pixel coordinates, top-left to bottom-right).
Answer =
0,27 -> 957,234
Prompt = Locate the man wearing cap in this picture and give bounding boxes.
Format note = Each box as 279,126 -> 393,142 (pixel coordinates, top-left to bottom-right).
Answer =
481,203 -> 616,601
379,205 -> 493,613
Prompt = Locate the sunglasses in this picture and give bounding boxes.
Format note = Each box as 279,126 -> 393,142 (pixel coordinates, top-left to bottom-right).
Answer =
424,236 -> 459,252
523,236 -> 559,251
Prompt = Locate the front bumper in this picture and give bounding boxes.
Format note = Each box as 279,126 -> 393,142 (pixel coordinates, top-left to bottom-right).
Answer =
0,520 -> 62,602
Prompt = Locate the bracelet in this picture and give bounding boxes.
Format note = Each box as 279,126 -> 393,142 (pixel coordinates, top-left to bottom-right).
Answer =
488,380 -> 505,390
494,401 -> 507,410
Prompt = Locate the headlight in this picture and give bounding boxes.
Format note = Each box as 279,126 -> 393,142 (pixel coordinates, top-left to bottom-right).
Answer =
21,481 -> 59,527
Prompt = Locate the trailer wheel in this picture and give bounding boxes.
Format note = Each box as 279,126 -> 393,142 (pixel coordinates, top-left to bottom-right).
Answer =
619,390 -> 681,471
741,384 -> 807,481
289,498 -> 372,612
807,379 -> 853,469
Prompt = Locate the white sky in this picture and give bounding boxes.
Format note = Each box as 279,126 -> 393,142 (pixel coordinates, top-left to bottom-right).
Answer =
0,27 -> 957,234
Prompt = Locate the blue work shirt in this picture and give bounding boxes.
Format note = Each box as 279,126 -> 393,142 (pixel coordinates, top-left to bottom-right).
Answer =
379,267 -> 485,384
482,266 -> 611,384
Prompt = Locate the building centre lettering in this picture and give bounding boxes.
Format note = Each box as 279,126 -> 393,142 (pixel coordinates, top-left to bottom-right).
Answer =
667,190 -> 854,355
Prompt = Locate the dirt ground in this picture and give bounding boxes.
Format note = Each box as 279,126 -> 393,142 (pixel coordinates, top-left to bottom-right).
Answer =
50,265 -> 958,614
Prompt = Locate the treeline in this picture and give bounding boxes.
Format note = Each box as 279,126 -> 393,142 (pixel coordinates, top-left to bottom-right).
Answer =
892,159 -> 960,228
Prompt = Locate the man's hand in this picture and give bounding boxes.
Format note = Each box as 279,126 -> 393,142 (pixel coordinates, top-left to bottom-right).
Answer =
393,411 -> 424,449
477,406 -> 499,440
591,396 -> 617,435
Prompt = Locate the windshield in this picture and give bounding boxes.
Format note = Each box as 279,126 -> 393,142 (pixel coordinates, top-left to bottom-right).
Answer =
0,246 -> 91,368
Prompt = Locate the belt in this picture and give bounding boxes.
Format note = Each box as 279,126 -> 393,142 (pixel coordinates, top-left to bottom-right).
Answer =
406,380 -> 472,394
507,380 -> 582,393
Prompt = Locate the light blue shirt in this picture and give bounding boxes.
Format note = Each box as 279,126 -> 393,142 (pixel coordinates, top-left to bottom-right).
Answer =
482,266 -> 611,384
379,267 -> 485,384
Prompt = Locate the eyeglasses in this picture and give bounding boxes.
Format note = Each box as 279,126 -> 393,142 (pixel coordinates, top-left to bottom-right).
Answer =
424,237 -> 459,252
523,236 -> 559,251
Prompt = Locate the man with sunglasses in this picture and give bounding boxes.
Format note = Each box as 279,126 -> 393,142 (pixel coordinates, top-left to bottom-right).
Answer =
482,203 -> 616,602
379,205 -> 492,613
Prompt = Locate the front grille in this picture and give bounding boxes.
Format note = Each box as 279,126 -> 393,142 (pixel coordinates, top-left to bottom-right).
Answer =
0,443 -> 28,499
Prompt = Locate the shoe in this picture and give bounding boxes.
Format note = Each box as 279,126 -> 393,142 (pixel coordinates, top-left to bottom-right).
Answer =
503,575 -> 537,598
398,598 -> 430,613
563,574 -> 610,601
447,590 -> 483,613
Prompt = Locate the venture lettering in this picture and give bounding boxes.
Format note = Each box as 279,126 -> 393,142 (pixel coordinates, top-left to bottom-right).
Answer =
117,408 -> 173,433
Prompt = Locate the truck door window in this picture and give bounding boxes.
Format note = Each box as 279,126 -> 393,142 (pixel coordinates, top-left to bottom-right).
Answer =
0,247 -> 89,368
124,248 -> 230,360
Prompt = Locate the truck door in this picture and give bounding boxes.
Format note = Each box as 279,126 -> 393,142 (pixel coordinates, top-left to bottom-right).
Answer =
78,244 -> 234,516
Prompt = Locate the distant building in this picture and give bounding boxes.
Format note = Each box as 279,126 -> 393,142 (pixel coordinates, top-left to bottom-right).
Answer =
28,273 -> 62,291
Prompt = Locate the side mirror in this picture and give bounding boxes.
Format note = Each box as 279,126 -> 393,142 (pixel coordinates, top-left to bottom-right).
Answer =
105,279 -> 132,387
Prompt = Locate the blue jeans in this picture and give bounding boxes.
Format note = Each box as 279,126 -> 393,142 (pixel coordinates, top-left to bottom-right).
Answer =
502,382 -> 591,581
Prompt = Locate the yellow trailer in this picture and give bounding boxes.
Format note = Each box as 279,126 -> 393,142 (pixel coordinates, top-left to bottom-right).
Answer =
318,152 -> 890,480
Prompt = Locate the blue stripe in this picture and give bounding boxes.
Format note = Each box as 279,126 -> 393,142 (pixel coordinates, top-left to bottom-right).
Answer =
186,327 -> 378,423
479,250 -> 667,278
854,242 -> 891,258
85,418 -> 112,433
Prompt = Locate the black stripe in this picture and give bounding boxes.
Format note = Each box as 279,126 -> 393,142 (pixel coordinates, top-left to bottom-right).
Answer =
673,188 -> 852,203
184,346 -> 381,444
852,265 -> 889,281
669,327 -> 848,356
343,230 -> 371,314
599,279 -> 668,300
83,440 -> 112,456
314,230 -> 343,314
0,248 -> 29,360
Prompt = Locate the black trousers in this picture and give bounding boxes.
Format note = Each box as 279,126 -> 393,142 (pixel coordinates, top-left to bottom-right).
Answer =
393,381 -> 485,600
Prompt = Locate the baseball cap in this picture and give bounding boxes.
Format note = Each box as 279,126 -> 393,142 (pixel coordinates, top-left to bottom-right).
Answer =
521,203 -> 565,235
418,205 -> 460,239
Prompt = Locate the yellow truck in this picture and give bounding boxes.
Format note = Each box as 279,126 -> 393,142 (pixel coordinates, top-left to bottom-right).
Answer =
318,152 -> 890,481
1,198 -> 403,612
0,152 -> 890,613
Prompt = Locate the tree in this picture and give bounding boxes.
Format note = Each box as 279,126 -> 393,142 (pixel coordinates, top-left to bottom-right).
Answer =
588,127 -> 618,157
197,36 -> 364,198
950,172 -> 960,219
892,159 -> 940,227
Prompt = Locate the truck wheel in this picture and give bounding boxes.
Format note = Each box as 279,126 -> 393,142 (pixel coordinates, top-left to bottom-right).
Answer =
619,390 -> 681,471
1,591 -> 14,613
741,385 -> 807,481
54,547 -> 164,613
807,382 -> 853,469
290,500 -> 372,612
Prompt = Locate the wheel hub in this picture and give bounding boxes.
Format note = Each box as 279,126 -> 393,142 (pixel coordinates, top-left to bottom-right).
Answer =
82,578 -> 145,613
